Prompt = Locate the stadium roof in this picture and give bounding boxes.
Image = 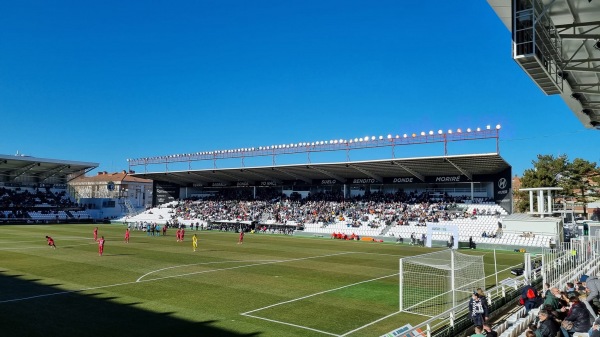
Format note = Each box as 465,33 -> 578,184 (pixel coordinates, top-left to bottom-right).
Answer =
487,0 -> 600,129
131,153 -> 511,186
0,154 -> 99,184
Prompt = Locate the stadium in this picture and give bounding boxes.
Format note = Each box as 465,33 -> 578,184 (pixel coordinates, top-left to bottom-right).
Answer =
1,1 -> 600,337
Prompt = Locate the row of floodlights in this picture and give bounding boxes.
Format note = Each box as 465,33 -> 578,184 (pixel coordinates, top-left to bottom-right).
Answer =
127,125 -> 500,161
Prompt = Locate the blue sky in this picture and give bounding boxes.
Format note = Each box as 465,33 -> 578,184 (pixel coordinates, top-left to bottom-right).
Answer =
1,1 -> 598,176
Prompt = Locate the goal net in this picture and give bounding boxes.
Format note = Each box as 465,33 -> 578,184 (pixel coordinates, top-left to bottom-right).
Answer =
399,249 -> 485,317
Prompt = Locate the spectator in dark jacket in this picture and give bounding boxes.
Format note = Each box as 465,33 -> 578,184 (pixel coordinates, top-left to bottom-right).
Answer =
560,296 -> 592,337
468,292 -> 488,326
535,309 -> 559,337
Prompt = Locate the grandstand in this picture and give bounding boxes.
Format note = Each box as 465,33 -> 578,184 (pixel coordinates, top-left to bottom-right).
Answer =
0,154 -> 97,223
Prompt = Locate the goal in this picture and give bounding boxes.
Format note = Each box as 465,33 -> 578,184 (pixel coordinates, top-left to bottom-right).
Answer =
399,249 -> 485,317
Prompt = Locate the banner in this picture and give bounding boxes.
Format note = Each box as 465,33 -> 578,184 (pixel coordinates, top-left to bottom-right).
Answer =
381,324 -> 424,337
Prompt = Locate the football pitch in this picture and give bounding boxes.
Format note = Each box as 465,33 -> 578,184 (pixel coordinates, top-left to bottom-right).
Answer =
0,224 -> 524,337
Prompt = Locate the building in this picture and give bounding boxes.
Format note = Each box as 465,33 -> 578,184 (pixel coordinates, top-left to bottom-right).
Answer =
70,170 -> 152,219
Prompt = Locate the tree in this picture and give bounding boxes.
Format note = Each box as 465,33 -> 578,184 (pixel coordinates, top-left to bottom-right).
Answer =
516,154 -> 600,217
564,158 -> 600,218
516,155 -> 569,212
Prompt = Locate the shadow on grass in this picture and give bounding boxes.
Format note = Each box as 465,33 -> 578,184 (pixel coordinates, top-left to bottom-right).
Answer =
0,272 -> 261,337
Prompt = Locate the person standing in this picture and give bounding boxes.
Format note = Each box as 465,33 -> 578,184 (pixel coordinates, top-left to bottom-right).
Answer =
93,227 -> 98,242
125,228 -> 130,243
192,234 -> 198,252
180,228 -> 185,242
468,292 -> 488,327
238,230 -> 244,245
46,236 -> 56,249
98,236 -> 105,256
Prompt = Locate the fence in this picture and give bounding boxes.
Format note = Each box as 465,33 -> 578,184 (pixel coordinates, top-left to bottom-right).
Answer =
398,236 -> 600,337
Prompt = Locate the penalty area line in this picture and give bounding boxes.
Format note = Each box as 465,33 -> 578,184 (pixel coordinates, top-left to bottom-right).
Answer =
241,272 -> 397,315
241,313 -> 340,337
138,251 -> 354,283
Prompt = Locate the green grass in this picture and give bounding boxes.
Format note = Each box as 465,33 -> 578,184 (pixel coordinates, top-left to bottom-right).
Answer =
0,224 -> 525,337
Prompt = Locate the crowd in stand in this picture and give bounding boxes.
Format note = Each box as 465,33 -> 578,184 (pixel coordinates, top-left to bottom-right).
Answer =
469,273 -> 600,337
0,186 -> 87,221
169,190 -> 499,229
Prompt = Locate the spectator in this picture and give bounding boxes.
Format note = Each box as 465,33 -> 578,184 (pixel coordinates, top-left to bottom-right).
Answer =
534,309 -> 559,337
468,292 -> 488,327
559,296 -> 591,337
520,283 -> 541,313
585,273 -> 600,312
482,323 -> 497,337
471,325 -> 485,337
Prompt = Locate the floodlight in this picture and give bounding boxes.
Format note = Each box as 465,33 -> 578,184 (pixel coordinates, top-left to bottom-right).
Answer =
354,138 -> 359,142
359,138 -> 363,142
496,124 -> 501,129
486,125 -> 491,130
448,130 -> 453,134
403,134 -> 407,138
476,127 -> 481,132
457,129 -> 462,133
349,139 -> 353,143
420,132 -> 425,136
438,130 -> 443,135
428,131 -> 434,135
387,134 -> 392,139
411,133 -> 416,137
339,139 -> 343,143
372,136 -> 376,140
467,128 -> 472,132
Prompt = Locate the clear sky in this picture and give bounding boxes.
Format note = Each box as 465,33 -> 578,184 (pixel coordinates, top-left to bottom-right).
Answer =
1,1 -> 598,176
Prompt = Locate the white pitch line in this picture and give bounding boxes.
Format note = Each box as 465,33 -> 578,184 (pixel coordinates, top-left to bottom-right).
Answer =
338,310 -> 401,337
0,251 -> 354,303
241,313 -> 340,337
138,251 -> 354,282
241,272 -> 398,315
136,260 -> 282,282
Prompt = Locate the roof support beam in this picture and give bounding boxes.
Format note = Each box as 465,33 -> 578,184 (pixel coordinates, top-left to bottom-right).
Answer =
392,163 -> 425,182
555,21 -> 600,30
272,168 -> 312,184
559,34 -> 600,40
573,89 -> 600,95
188,171 -> 229,184
39,165 -> 70,182
307,166 -> 346,183
563,66 -> 600,73
346,164 -> 382,182
67,166 -> 96,183
243,169 -> 277,182
11,162 -> 39,180
445,158 -> 473,181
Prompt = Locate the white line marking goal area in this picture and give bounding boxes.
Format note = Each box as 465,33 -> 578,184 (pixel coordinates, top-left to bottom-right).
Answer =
240,272 -> 400,336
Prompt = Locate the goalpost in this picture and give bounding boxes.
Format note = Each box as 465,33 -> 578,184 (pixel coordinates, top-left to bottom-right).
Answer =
399,249 -> 485,317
